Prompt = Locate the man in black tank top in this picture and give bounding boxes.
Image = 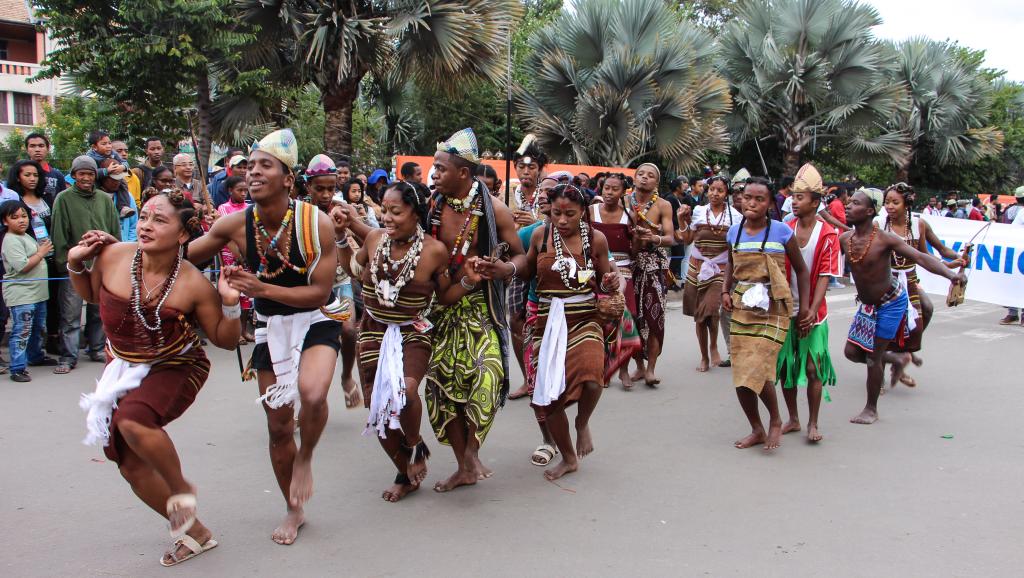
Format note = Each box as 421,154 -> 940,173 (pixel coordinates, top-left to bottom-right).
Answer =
188,129 -> 342,545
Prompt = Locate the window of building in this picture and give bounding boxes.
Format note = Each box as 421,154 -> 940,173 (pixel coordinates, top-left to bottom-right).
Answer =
0,41 -> 8,61
13,93 -> 32,125
0,93 -> 8,124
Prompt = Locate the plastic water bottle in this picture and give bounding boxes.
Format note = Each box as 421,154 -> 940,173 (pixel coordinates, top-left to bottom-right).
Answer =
32,215 -> 53,257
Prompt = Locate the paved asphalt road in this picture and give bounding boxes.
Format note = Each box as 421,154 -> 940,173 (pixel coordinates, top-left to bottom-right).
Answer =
2,287 -> 1021,576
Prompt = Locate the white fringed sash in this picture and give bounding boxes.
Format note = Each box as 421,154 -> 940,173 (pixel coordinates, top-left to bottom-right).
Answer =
254,309 -> 329,409
533,293 -> 594,407
363,309 -> 418,439
895,270 -> 919,332
79,352 -> 153,447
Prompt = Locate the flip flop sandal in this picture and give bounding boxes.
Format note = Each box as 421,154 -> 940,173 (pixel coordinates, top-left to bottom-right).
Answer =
160,535 -> 218,567
531,444 -> 557,467
899,374 -> 917,387
343,386 -> 362,409
53,363 -> 73,375
166,493 -> 197,538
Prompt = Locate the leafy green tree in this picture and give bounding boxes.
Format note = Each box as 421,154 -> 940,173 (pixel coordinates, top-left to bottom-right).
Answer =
236,0 -> 523,162
887,38 -> 1003,182
34,0 -> 252,165
718,0 -> 908,176
514,0 -> 731,172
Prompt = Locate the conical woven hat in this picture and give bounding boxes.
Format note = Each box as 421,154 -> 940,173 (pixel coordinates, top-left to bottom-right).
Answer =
792,163 -> 823,194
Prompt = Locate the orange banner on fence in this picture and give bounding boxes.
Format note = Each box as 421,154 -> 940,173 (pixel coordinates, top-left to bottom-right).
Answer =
395,155 -> 635,191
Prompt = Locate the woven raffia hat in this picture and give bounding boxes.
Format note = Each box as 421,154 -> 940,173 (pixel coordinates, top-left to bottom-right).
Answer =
250,128 -> 298,169
437,128 -> 480,165
791,163 -> 824,194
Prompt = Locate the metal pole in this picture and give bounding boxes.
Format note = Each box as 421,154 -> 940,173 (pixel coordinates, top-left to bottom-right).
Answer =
504,33 -> 513,206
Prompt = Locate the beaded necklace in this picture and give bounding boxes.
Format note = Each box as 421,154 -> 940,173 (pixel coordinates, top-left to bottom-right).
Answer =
515,185 -> 540,220
130,247 -> 182,338
707,204 -> 732,235
629,191 -> 661,231
847,223 -> 877,264
435,193 -> 483,278
370,224 -> 425,307
884,215 -> 914,268
253,202 -> 307,279
551,221 -> 594,290
446,181 -> 480,213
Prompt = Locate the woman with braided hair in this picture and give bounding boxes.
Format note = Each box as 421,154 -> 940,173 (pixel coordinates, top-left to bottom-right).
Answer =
71,188 -> 242,567
524,183 -> 616,480
874,183 -> 964,387
337,181 -> 449,502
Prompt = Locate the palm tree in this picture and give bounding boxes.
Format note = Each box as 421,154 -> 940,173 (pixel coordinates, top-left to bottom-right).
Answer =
513,0 -> 732,173
888,38 -> 1003,182
718,0 -> 909,177
235,0 -> 522,161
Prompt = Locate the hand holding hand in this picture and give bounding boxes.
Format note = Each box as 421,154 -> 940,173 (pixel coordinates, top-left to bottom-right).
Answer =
600,271 -> 619,293
721,291 -> 734,312
473,256 -> 511,281
461,257 -> 484,286
218,265 -> 242,305
224,267 -> 264,298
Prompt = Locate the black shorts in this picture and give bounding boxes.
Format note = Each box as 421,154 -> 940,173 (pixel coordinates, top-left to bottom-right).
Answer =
249,319 -> 342,372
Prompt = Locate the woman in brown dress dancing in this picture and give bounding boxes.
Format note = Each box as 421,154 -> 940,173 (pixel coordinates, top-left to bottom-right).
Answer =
676,176 -> 743,372
525,184 -> 617,481
72,189 -> 241,567
346,182 -> 449,502
590,173 -> 642,388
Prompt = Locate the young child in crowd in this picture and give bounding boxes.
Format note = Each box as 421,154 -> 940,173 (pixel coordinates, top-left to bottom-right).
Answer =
1,201 -> 56,382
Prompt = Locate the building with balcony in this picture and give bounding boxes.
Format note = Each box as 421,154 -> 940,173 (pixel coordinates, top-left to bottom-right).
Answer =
0,1 -> 60,138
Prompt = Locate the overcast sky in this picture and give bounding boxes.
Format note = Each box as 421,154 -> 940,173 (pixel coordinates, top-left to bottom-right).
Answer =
871,0 -> 1024,81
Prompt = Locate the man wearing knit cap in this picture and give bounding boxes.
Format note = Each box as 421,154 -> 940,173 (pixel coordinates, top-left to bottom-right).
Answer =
343,128 -> 526,492
628,162 -> 674,386
51,155 -> 121,374
189,129 -> 342,545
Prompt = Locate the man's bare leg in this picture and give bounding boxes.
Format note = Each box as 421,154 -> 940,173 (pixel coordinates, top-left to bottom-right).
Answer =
804,357 -> 824,442
781,383 -> 802,435
508,315 -> 530,399
117,449 -> 213,564
734,387 -> 766,449
847,338 -> 891,424
645,335 -> 663,385
290,345 -> 336,508
543,398 -> 578,480
574,381 -> 602,458
695,321 -> 711,372
340,318 -> 360,408
434,405 -> 477,492
258,370 -> 303,545
757,383 -> 783,450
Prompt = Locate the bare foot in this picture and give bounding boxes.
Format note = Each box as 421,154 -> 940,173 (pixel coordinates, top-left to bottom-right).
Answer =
696,358 -> 710,372
619,368 -> 634,390
644,369 -> 661,386
850,407 -> 879,424
781,419 -> 802,435
899,373 -> 918,387
289,457 -> 313,508
407,459 -> 428,485
543,458 -> 578,481
734,430 -> 766,449
807,423 -> 822,443
433,468 -> 477,493
764,422 -> 782,451
911,353 -> 923,367
382,482 -> 420,502
508,383 -> 530,400
342,377 -> 361,409
889,353 -> 911,387
630,367 -> 646,382
576,425 -> 594,458
710,348 -> 722,367
470,455 -> 494,480
272,509 -> 305,545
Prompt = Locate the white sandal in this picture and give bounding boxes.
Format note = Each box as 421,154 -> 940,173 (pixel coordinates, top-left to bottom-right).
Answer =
530,444 -> 557,467
160,534 -> 218,567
